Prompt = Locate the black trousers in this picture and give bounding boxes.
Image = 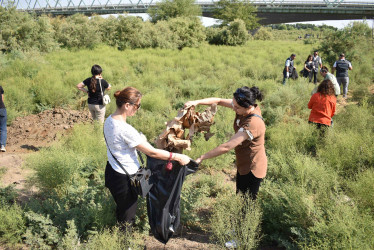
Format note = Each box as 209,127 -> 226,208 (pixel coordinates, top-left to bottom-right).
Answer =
105,161 -> 138,227
312,71 -> 318,84
236,170 -> 263,200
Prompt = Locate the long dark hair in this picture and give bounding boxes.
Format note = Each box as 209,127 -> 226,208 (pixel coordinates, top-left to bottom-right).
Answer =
90,65 -> 102,93
233,86 -> 264,108
317,80 -> 335,96
306,54 -> 312,62
114,87 -> 142,109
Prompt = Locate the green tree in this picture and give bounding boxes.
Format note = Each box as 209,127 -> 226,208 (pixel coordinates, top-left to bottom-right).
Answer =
148,0 -> 202,23
214,0 -> 259,30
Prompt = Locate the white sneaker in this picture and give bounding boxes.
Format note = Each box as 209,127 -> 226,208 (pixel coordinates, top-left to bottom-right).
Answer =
225,239 -> 238,249
0,145 -> 5,152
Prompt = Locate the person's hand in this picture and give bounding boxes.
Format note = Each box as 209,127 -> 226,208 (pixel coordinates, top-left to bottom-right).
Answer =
286,72 -> 289,78
184,101 -> 198,108
195,157 -> 203,164
176,154 -> 191,165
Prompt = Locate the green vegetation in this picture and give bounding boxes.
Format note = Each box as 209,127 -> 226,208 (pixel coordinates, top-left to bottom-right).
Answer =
214,0 -> 260,30
148,0 -> 202,23
0,11 -> 373,249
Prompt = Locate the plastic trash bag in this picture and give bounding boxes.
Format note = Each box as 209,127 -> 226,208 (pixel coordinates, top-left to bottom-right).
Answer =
146,156 -> 199,244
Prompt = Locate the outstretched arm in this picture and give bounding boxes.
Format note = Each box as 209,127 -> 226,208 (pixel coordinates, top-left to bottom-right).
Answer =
184,98 -> 233,109
196,131 -> 249,164
136,141 -> 190,165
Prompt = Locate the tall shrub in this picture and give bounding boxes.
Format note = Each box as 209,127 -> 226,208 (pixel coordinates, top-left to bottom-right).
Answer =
54,14 -> 100,49
167,17 -> 206,49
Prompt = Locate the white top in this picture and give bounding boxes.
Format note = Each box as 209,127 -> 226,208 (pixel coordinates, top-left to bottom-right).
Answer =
285,59 -> 291,67
313,56 -> 322,66
104,115 -> 145,175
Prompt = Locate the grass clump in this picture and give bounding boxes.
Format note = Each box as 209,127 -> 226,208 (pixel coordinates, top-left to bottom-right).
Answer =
210,193 -> 262,250
0,203 -> 26,246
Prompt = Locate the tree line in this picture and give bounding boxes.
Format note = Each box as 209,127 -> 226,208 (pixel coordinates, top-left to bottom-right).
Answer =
0,0 -> 261,52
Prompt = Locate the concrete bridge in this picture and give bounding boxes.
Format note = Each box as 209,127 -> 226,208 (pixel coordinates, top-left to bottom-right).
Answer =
1,0 -> 373,24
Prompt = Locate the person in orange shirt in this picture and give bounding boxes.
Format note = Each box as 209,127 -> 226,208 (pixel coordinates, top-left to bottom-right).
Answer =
308,79 -> 336,130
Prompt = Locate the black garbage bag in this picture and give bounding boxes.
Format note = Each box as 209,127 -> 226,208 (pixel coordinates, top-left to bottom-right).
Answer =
146,157 -> 199,244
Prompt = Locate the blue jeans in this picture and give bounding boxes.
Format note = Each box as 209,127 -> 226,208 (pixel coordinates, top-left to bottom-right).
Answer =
0,108 -> 7,147
337,77 -> 349,96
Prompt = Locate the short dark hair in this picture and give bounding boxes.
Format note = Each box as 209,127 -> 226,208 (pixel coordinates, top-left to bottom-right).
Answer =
340,53 -> 345,57
291,53 -> 296,57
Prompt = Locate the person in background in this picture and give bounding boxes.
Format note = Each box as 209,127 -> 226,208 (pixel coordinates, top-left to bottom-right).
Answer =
308,80 -> 336,132
0,85 -> 7,152
282,54 -> 296,85
304,54 -> 314,82
332,53 -> 352,98
104,86 -> 190,230
312,51 -> 323,84
185,86 -> 267,200
77,65 -> 111,122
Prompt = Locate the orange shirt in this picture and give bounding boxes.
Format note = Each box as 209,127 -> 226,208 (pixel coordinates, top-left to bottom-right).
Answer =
234,106 -> 267,178
308,93 -> 336,126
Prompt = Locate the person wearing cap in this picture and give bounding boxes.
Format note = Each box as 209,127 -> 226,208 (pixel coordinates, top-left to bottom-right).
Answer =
332,53 -> 352,98
312,51 -> 323,84
282,54 -> 296,85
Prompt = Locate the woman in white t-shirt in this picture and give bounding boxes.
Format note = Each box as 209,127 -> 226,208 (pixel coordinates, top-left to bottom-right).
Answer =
103,86 -> 190,230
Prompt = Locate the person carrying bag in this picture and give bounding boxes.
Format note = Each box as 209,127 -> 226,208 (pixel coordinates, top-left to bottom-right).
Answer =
103,86 -> 190,231
76,65 -> 111,123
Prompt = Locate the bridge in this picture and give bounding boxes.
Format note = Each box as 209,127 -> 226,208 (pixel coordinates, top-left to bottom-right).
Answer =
1,0 -> 373,24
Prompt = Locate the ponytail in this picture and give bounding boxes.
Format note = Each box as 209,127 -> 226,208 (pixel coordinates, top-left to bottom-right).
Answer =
90,64 -> 102,93
90,76 -> 97,93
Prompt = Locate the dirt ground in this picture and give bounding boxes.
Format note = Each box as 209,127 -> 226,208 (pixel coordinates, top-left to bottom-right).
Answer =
0,108 -> 217,249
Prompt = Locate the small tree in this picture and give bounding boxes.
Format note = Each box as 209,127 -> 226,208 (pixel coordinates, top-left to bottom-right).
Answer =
214,0 -> 260,30
148,0 -> 202,23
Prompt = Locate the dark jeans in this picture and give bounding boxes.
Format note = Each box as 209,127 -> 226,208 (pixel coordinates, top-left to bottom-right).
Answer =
308,121 -> 330,137
105,161 -> 138,228
236,171 -> 263,200
0,108 -> 7,147
312,71 -> 318,84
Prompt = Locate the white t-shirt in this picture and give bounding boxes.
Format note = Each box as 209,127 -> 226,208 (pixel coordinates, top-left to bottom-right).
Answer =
104,115 -> 145,175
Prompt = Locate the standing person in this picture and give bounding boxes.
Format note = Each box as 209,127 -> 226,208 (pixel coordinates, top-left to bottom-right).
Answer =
0,85 -> 6,152
104,86 -> 190,230
185,86 -> 267,200
76,65 -> 111,122
304,55 -> 314,82
332,53 -> 352,98
308,80 -> 336,132
312,51 -> 323,84
282,54 -> 296,85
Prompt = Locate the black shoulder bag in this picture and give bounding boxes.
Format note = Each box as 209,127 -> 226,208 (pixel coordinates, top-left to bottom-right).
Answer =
103,131 -> 153,197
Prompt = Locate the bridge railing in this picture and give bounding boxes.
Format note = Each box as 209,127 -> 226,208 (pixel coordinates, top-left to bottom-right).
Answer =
1,0 -> 373,11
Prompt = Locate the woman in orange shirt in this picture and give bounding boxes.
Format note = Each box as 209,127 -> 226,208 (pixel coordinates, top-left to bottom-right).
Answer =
308,79 -> 336,130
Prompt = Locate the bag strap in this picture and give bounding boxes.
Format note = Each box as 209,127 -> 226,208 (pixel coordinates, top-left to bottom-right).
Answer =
245,113 -> 265,122
103,129 -> 145,175
103,130 -> 132,176
99,79 -> 104,98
